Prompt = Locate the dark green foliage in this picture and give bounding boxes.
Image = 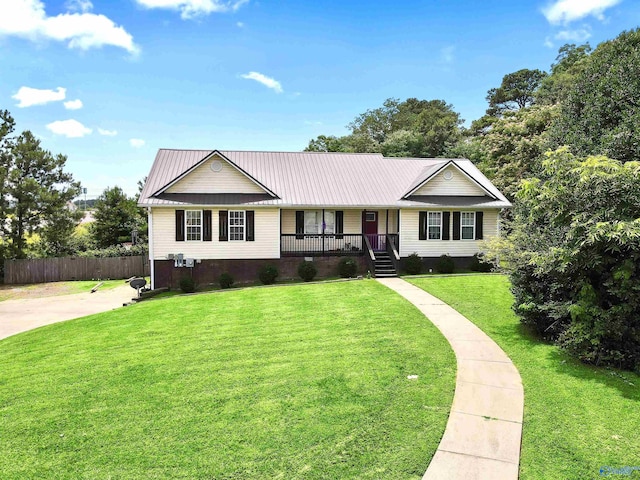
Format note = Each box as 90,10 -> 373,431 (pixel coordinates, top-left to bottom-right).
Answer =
305,97 -> 462,157
258,264 -> 279,285
337,258 -> 358,278
297,261 -> 317,282
75,244 -> 147,258
403,253 -> 423,275
470,253 -> 493,273
497,149 -> 640,371
550,29 -> 640,162
537,43 -> 592,105
435,254 -> 455,274
219,272 -> 234,289
179,276 -> 196,293
486,68 -> 547,116
91,186 -> 139,248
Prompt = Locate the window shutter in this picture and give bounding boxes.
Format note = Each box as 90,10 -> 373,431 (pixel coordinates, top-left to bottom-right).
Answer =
175,210 -> 185,242
295,210 -> 304,239
453,212 -> 461,240
203,210 -> 212,241
418,211 -> 427,240
219,210 -> 228,241
335,211 -> 344,239
442,211 -> 451,240
246,211 -> 255,241
475,211 -> 484,240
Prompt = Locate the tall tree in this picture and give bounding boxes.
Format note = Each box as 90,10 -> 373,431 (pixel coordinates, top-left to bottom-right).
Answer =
0,117 -> 81,259
550,28 -> 640,162
486,68 -> 547,116
91,186 -> 138,248
537,43 -> 592,105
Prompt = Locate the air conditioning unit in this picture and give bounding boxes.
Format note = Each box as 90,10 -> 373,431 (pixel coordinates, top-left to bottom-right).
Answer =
175,253 -> 184,268
185,258 -> 195,268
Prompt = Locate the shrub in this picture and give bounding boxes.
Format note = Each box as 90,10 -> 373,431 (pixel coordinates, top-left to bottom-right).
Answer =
470,253 -> 493,272
258,264 -> 279,285
219,272 -> 234,289
435,254 -> 455,274
404,252 -> 423,275
338,258 -> 358,278
179,276 -> 196,293
298,261 -> 317,282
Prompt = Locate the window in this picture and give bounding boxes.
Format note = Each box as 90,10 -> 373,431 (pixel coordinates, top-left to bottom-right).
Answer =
304,210 -> 335,234
186,210 -> 202,241
365,212 -> 376,222
229,210 -> 245,241
461,212 -> 475,240
428,212 -> 442,240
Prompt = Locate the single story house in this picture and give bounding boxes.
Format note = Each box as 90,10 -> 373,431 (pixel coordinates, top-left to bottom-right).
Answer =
138,149 -> 511,289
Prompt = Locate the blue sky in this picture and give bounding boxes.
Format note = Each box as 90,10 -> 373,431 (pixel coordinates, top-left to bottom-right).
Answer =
1,0 -> 639,197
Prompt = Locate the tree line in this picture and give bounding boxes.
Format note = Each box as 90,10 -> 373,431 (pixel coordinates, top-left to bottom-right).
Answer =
307,29 -> 640,372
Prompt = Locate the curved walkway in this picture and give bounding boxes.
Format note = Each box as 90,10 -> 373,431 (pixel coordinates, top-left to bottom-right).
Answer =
377,278 -> 523,480
0,285 -> 134,341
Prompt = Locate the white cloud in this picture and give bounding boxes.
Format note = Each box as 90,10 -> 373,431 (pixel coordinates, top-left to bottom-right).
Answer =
46,119 -> 92,138
130,138 -> 145,148
236,21 -> 244,27
65,0 -> 93,13
240,71 -> 283,93
12,86 -> 66,107
0,0 -> 139,54
135,0 -> 249,19
544,36 -> 555,48
542,0 -> 621,24
98,128 -> 117,136
555,27 -> 592,42
64,99 -> 83,110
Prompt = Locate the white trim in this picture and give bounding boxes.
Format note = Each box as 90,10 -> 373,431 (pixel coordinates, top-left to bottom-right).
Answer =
228,210 -> 246,241
152,151 -> 278,198
460,211 -> 475,240
148,207 -> 155,290
185,209 -> 203,242
403,161 -> 497,200
427,211 -> 443,240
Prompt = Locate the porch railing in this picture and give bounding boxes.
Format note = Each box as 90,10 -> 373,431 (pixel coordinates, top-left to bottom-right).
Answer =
281,233 -> 364,256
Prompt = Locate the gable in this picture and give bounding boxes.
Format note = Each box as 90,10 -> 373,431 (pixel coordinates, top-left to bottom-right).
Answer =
165,154 -> 267,195
410,164 -> 487,197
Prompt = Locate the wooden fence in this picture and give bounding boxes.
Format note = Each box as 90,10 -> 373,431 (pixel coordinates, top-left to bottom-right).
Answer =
3,256 -> 149,284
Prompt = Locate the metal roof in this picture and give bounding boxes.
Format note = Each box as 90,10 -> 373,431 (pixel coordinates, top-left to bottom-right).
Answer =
138,149 -> 512,208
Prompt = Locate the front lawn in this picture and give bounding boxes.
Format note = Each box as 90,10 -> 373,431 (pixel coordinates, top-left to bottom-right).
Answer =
0,280 -> 455,479
408,275 -> 640,480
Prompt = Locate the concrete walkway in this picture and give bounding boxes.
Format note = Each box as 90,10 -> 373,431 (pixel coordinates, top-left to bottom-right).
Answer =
377,277 -> 523,480
0,285 -> 134,341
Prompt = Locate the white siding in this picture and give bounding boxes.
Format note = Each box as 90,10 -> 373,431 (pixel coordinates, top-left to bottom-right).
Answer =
166,156 -> 266,194
152,207 -> 280,260
412,165 -> 486,196
399,209 -> 499,257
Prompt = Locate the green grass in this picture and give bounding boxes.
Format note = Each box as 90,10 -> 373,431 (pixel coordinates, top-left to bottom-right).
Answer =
0,279 -> 125,302
0,280 -> 455,479
407,275 -> 640,480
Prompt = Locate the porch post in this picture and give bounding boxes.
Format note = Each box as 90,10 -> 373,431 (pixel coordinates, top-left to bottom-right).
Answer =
322,209 -> 325,255
386,209 -> 389,234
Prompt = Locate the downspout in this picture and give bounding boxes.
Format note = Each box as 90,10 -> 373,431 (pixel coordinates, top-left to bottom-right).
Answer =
148,207 -> 155,290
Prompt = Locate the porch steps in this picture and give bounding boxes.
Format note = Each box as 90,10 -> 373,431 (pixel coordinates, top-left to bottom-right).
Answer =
373,252 -> 397,278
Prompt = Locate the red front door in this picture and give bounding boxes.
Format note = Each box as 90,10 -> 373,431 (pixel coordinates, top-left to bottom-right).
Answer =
363,211 -> 379,249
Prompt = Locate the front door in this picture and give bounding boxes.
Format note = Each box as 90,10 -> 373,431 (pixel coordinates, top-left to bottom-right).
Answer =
363,211 -> 380,250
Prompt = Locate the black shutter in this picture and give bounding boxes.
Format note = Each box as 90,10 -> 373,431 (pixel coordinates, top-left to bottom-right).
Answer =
419,211 -> 427,240
442,211 -> 450,240
203,210 -> 212,241
246,211 -> 255,241
453,212 -> 461,240
175,210 -> 185,241
295,210 -> 304,239
219,210 -> 228,241
475,211 -> 484,240
335,211 -> 344,239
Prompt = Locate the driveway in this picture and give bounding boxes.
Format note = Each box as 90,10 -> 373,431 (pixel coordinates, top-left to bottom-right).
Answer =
0,285 -> 135,340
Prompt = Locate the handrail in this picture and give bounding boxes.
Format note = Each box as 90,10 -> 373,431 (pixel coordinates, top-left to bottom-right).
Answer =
386,234 -> 400,273
363,235 -> 376,261
362,234 -> 376,276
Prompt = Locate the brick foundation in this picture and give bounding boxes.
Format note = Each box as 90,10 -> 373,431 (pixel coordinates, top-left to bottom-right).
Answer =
153,256 -> 368,290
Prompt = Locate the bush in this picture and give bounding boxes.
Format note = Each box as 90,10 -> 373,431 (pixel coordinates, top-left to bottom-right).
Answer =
404,252 -> 423,275
435,254 -> 455,274
219,272 -> 234,289
470,253 -> 493,272
298,261 -> 317,282
258,264 -> 279,285
338,258 -> 358,278
179,276 -> 196,293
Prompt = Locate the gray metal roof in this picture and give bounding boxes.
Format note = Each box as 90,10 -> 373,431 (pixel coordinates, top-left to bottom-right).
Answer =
138,149 -> 512,208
